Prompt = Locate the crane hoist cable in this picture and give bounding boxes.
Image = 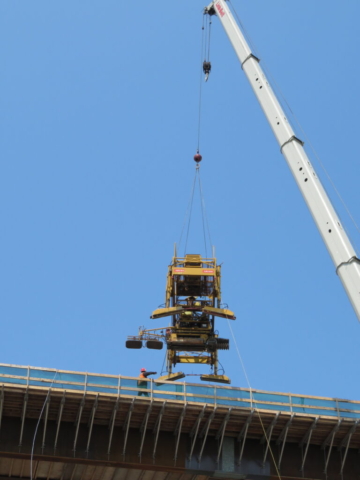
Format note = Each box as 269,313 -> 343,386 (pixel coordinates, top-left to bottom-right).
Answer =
205,11 -> 212,76
196,11 -> 213,154
178,12 -> 214,257
199,171 -> 208,258
198,167 -> 213,257
183,168 -> 197,255
177,169 -> 196,254
196,15 -> 205,154
203,10 -> 212,80
177,158 -> 212,259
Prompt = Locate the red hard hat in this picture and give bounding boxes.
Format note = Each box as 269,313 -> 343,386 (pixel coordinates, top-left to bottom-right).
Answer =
140,368 -> 146,372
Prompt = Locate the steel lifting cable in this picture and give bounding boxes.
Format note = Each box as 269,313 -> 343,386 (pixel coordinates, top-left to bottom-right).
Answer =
227,320 -> 282,479
178,164 -> 213,258
184,166 -> 211,256
178,170 -> 196,249
179,12 -> 214,257
196,12 -> 213,257
179,170 -> 197,256
228,1 -> 258,55
160,349 -> 167,376
179,14 -> 206,256
30,370 -> 58,480
198,171 -> 208,258
198,168 -> 213,258
197,14 -> 206,153
207,13 -> 212,61
197,11 -> 213,152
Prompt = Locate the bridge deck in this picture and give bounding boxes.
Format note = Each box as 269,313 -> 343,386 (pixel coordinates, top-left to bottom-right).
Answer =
1,363 -> 359,420
0,363 -> 359,479
0,363 -> 359,446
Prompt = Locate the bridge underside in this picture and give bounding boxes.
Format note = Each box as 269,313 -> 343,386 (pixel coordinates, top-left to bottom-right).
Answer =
0,384 -> 359,480
0,432 -> 359,480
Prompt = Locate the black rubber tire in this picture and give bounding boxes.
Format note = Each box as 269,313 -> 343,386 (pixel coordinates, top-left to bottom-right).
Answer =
216,338 -> 229,350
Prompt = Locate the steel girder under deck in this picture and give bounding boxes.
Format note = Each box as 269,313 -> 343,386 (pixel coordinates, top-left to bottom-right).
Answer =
0,381 -> 360,479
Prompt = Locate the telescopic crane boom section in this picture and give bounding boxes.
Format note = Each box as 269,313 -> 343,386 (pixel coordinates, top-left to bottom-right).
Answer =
206,1 -> 360,322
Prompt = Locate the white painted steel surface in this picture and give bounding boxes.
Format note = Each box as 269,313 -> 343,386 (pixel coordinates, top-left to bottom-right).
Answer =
207,0 -> 360,321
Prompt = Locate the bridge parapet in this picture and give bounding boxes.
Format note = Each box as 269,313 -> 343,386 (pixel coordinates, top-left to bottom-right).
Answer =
1,363 -> 359,421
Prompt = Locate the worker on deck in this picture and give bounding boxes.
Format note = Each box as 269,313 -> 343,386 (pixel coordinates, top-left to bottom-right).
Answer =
137,368 -> 157,397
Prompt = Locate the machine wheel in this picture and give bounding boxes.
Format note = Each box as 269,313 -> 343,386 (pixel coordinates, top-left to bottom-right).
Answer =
216,338 -> 229,350
126,340 -> 143,349
146,340 -> 163,350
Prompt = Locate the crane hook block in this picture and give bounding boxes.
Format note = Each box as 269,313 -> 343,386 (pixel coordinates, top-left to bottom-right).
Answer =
194,152 -> 202,163
203,61 -> 211,82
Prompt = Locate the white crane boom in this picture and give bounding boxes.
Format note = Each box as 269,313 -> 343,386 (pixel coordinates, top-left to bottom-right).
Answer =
206,0 -> 360,322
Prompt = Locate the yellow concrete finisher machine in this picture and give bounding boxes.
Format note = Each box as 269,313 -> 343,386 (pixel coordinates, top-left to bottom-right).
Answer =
126,252 -> 236,384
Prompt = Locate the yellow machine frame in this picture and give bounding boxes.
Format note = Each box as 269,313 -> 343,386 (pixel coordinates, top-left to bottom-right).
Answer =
155,253 -> 235,383
126,251 -> 236,384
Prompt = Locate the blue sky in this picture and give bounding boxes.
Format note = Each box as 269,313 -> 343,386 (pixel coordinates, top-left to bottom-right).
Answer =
1,1 -> 359,401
